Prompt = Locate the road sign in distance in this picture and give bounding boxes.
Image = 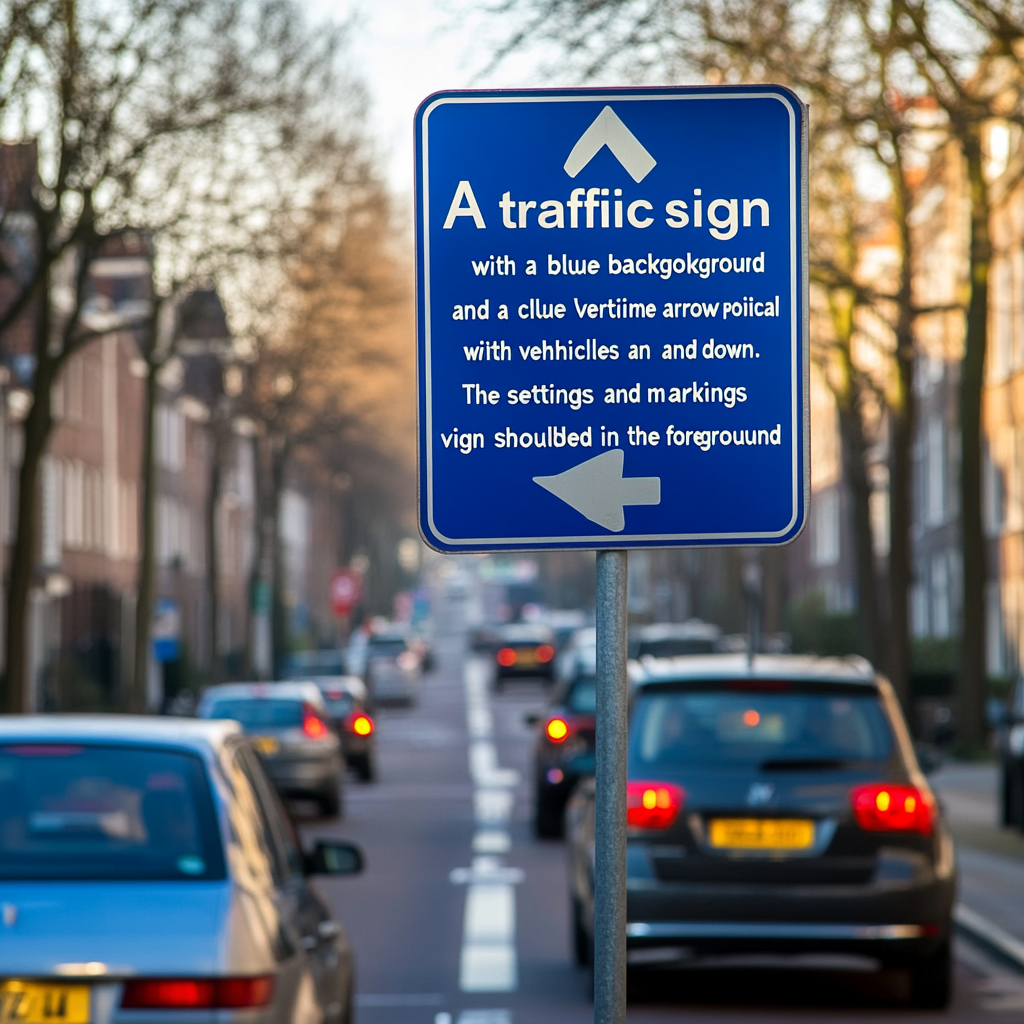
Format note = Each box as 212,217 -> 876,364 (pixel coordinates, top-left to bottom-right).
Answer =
416,86 -> 808,552
330,569 -> 363,618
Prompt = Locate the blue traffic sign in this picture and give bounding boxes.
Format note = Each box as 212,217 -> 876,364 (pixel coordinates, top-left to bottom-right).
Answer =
416,86 -> 808,552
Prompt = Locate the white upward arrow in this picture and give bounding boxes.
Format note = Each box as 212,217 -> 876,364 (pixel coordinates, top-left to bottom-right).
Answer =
533,449 -> 661,532
563,106 -> 657,183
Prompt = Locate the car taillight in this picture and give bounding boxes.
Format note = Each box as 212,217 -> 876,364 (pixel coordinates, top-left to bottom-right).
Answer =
545,716 -> 572,742
850,783 -> 935,835
626,780 -> 685,830
302,704 -> 329,740
121,977 -> 274,1009
536,644 -> 555,663
348,712 -> 374,736
496,647 -> 517,667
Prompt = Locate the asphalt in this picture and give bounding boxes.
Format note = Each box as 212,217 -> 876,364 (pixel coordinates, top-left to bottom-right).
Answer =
302,595 -> 1024,1023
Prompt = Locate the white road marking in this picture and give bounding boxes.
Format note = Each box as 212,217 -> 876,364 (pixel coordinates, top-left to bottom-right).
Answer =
459,657 -> 520,993
473,831 -> 511,853
457,1009 -> 512,1024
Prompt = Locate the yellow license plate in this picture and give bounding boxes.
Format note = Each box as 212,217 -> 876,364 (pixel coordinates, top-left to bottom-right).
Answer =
254,736 -> 279,754
0,983 -> 90,1024
708,818 -> 815,850
515,649 -> 537,668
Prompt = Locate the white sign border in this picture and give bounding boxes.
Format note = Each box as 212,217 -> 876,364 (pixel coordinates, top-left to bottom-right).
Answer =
418,88 -> 808,548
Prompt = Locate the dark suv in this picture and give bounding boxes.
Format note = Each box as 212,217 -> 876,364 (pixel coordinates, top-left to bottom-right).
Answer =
566,654 -> 955,1008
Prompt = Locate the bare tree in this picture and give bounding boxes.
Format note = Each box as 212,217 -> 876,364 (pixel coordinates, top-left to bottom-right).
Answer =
0,0 -> 361,711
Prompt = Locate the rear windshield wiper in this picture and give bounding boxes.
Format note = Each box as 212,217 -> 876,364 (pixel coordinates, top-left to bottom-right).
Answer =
759,757 -> 852,772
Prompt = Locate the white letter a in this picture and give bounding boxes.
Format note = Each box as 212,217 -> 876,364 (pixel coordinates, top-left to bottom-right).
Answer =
443,180 -> 486,229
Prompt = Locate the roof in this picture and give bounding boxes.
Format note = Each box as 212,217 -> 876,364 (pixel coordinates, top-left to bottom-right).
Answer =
0,715 -> 240,755
629,653 -> 876,686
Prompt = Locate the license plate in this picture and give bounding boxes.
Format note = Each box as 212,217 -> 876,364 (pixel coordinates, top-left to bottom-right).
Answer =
708,818 -> 815,850
254,736 -> 280,754
0,983 -> 90,1024
515,649 -> 537,668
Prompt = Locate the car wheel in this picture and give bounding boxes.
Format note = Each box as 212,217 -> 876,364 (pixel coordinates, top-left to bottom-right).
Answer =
319,782 -> 343,819
535,784 -> 564,838
1001,765 -> 1016,826
572,895 -> 591,967
908,940 -> 952,1009
355,752 -> 376,783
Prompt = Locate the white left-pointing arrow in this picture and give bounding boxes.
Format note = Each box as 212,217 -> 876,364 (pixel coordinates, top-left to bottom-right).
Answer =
533,449 -> 661,532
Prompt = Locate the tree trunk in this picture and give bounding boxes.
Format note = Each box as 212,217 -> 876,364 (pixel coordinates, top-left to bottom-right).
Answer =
132,359 -> 160,712
3,346 -> 55,713
958,137 -> 991,749
837,401 -> 878,664
244,433 -> 265,679
269,437 -> 290,677
828,287 -> 880,665
886,169 -> 916,709
206,418 -> 224,684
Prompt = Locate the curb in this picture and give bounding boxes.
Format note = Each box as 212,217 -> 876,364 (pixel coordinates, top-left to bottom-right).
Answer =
955,904 -> 1024,975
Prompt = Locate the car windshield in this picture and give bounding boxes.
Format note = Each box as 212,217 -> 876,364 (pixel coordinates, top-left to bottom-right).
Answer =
630,686 -> 893,770
0,744 -> 225,881
207,698 -> 303,729
566,679 -> 596,714
636,638 -> 718,657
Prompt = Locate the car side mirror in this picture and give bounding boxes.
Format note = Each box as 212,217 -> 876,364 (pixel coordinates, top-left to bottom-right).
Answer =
524,712 -> 541,727
306,841 -> 364,876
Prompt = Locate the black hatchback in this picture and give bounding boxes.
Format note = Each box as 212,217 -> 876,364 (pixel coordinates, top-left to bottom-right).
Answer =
566,654 -> 956,1008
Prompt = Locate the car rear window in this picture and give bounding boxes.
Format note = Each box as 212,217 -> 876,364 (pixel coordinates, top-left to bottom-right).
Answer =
368,640 -> 407,657
630,686 -> 893,770
635,638 -> 718,657
284,651 -> 346,678
320,690 -> 355,716
566,679 -> 596,714
207,698 -> 303,728
0,744 -> 225,881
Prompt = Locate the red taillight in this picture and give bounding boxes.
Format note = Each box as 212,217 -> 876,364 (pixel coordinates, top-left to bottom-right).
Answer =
302,704 -> 329,740
536,644 -> 555,663
626,780 -> 685,830
545,716 -> 571,742
121,977 -> 274,1009
496,647 -> 517,667
850,783 -> 935,836
348,712 -> 374,736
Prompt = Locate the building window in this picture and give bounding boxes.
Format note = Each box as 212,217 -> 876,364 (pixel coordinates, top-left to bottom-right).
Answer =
931,552 -> 952,638
925,416 -> 946,526
811,488 -> 840,567
156,403 -> 184,472
41,457 -> 62,569
911,582 -> 929,637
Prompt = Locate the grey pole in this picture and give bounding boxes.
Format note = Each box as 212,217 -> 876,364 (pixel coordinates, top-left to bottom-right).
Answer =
594,549 -> 628,1024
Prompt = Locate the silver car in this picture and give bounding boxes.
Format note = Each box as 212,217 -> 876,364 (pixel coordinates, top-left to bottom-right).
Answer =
363,632 -> 420,706
198,683 -> 344,817
0,716 -> 363,1024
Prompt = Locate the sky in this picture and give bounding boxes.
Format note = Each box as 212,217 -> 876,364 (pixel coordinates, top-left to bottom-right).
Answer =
321,0 -> 564,198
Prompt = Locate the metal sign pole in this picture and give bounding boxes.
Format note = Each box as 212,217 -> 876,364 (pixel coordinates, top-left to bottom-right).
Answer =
594,549 -> 628,1024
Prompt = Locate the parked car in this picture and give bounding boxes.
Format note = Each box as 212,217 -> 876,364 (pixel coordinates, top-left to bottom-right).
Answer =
493,623 -> 557,687
629,620 -> 722,659
364,630 -> 421,705
313,676 -> 377,782
528,671 -> 596,837
566,653 -> 955,1009
998,676 -> 1024,829
0,716 -> 363,1024
198,683 -> 344,817
554,626 -> 597,688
